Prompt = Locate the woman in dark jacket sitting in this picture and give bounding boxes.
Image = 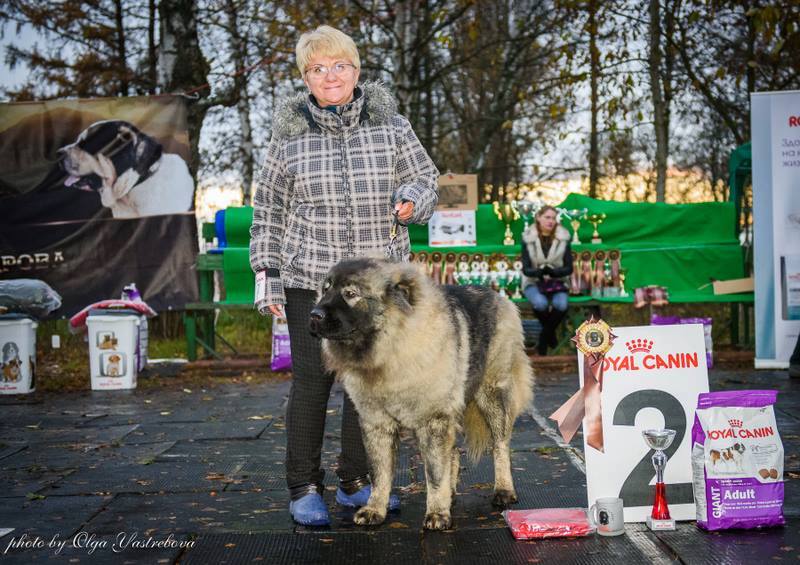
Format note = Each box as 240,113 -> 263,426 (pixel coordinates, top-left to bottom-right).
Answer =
521,205 -> 573,355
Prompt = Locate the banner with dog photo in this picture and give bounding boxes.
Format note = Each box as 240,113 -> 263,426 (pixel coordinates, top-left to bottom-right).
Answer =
0,95 -> 198,316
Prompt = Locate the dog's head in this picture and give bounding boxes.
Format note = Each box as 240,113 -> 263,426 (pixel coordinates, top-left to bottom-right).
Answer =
2,342 -> 20,363
733,443 -> 745,455
108,354 -> 121,363
57,120 -> 163,205
309,257 -> 422,344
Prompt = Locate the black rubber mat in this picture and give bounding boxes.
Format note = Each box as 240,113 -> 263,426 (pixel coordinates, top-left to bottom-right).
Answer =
0,494 -> 111,539
121,421 -> 269,444
653,518 -> 800,564
181,531 -> 423,564
0,424 -> 138,448
156,438 -> 280,461
420,526 -> 658,564
0,442 -> 27,461
1,441 -> 175,471
38,460 -> 244,496
0,467 -> 76,498
84,490 -> 295,535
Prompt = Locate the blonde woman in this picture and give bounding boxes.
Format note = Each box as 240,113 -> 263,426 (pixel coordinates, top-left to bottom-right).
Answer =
250,25 -> 439,526
521,205 -> 573,355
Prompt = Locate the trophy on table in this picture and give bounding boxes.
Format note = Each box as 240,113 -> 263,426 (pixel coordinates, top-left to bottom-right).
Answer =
557,208 -> 588,245
642,429 -> 677,531
587,213 -> 607,244
493,201 -> 521,246
512,199 -> 538,231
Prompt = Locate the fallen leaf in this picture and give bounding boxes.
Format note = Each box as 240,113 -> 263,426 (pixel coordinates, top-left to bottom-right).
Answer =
224,543 -> 236,548
160,411 -> 171,416
26,493 -> 46,500
206,473 -> 228,481
388,522 -> 409,529
319,538 -> 334,543
183,388 -> 192,394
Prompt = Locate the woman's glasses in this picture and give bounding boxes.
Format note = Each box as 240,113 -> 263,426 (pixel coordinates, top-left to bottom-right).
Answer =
305,63 -> 357,81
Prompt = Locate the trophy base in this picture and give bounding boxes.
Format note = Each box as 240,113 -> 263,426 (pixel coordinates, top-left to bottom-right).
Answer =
503,238 -> 515,246
591,237 -> 602,244
646,517 -> 676,531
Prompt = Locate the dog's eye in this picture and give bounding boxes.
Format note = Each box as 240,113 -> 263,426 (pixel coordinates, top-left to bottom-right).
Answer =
343,289 -> 358,299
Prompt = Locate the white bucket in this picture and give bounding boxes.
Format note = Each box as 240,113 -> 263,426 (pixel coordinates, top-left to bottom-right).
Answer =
87,313 -> 140,390
0,316 -> 37,394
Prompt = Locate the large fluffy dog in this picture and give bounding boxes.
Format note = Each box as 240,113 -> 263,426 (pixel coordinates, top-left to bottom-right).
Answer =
309,257 -> 534,530
58,120 -> 194,218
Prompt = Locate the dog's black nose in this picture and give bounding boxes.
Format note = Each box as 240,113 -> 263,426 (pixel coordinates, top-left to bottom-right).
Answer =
309,307 -> 325,337
310,307 -> 325,323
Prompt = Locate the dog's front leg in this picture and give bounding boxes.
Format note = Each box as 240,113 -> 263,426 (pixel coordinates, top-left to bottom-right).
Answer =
353,416 -> 397,526
417,416 -> 456,530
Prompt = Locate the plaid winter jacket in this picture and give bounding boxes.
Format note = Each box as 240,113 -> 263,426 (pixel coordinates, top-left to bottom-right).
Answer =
249,82 -> 439,309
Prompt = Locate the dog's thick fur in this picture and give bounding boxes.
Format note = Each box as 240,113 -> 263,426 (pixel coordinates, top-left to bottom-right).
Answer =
310,257 -> 534,530
58,120 -> 194,218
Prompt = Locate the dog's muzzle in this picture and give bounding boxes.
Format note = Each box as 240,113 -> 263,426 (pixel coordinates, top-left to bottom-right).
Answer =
308,307 -> 326,338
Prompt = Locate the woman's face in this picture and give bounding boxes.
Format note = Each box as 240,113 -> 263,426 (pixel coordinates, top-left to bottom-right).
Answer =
537,209 -> 558,234
303,54 -> 359,108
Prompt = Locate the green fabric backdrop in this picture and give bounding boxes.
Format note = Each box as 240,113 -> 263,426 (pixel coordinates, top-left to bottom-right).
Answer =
214,195 -> 749,304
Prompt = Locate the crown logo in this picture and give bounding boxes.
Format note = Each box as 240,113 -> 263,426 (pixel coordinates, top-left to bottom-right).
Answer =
728,419 -> 742,428
625,338 -> 654,353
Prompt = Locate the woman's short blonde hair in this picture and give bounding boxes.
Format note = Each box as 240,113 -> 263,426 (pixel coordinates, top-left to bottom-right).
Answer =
296,25 -> 360,77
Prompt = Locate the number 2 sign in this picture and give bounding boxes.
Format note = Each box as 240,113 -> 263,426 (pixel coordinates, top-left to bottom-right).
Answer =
579,323 -> 710,522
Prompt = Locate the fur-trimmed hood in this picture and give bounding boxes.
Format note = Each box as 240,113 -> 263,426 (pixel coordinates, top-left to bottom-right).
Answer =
272,81 -> 398,140
522,224 -> 570,244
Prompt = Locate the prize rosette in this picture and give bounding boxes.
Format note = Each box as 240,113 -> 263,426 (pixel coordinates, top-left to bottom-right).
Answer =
549,317 -> 616,452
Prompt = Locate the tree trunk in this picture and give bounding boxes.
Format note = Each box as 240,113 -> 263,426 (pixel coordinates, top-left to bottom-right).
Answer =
225,0 -> 255,204
158,0 -> 211,177
148,0 -> 157,94
588,0 -> 600,199
649,0 -> 667,202
113,0 -> 128,96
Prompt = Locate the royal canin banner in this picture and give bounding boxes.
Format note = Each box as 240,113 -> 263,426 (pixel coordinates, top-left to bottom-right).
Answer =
580,323 -> 710,523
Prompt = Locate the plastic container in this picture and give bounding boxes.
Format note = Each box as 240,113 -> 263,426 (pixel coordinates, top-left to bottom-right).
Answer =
87,312 -> 140,390
0,315 -> 37,394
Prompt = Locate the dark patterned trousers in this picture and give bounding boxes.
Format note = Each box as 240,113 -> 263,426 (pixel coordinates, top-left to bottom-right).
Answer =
283,288 -> 369,489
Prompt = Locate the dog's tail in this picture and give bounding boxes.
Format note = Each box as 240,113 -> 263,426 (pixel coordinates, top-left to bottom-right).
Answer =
463,402 -> 492,464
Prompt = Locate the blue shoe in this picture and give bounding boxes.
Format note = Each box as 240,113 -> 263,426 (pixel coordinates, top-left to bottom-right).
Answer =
336,484 -> 400,511
289,492 -> 330,526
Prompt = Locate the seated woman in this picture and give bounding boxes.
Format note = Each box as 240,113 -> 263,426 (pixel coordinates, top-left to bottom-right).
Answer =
521,205 -> 573,355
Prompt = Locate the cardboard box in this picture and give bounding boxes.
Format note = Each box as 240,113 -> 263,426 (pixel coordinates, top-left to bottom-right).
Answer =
712,277 -> 754,295
437,174 -> 478,211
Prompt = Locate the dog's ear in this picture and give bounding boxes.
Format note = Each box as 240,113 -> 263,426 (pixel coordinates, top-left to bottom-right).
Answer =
387,265 -> 419,313
132,128 -> 163,176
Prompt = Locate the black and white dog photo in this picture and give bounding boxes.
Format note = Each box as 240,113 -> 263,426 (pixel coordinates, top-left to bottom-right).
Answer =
58,120 -> 194,218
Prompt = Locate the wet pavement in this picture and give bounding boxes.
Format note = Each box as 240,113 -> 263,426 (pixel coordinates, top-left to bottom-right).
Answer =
0,367 -> 798,564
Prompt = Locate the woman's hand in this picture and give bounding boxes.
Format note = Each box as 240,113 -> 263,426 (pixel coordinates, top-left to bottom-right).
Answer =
395,201 -> 414,223
267,304 -> 286,319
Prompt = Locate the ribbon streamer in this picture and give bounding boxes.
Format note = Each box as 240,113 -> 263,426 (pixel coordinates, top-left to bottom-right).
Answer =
549,318 -> 615,453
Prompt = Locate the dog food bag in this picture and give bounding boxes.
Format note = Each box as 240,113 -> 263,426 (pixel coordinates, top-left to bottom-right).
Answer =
503,508 -> 595,539
691,390 -> 785,531
270,317 -> 292,372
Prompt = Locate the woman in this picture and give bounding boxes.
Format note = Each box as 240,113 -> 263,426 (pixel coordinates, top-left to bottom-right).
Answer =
249,25 -> 439,526
521,205 -> 573,356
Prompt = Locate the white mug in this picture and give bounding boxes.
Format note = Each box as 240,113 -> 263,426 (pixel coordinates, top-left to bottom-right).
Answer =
590,497 -> 625,536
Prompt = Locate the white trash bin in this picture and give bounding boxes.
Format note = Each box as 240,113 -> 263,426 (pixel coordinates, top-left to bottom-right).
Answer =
87,312 -> 140,390
0,315 -> 37,394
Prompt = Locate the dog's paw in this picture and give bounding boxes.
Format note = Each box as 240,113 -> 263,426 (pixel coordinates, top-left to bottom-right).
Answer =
354,506 -> 386,526
491,489 -> 518,508
423,511 -> 452,531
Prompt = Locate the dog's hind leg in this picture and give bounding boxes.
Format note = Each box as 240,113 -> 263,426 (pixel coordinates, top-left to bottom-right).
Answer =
353,417 -> 397,526
417,415 -> 456,530
475,391 -> 518,508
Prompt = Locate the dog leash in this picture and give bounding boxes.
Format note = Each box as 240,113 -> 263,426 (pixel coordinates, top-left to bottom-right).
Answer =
385,210 -> 402,261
